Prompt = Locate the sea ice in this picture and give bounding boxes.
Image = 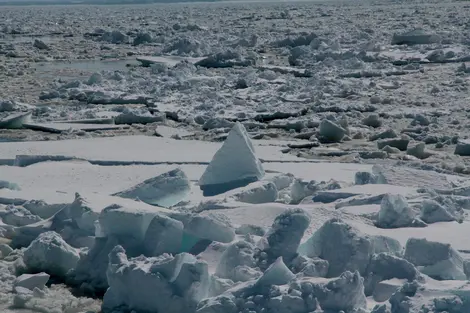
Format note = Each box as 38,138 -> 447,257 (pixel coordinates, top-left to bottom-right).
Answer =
14,273 -> 49,291
215,240 -> 260,282
113,168 -> 191,207
420,199 -> 457,223
404,238 -> 466,280
143,213 -> 184,256
299,218 -> 399,278
233,181 -> 278,204
311,271 -> 367,312
103,246 -> 210,313
376,194 -> 416,228
199,122 -> 265,196
170,212 -> 235,252
363,253 -> 421,296
256,257 -> 295,287
23,231 -> 79,278
318,119 -> 347,143
0,205 -> 42,227
260,208 -> 310,266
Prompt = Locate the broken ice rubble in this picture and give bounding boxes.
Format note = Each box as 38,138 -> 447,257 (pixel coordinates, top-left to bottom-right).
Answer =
2,118 -> 470,313
102,246 -> 210,313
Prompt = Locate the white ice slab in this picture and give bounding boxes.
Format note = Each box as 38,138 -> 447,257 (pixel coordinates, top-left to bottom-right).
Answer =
0,162 -> 205,196
136,55 -> 204,67
257,65 -> 310,77
0,112 -> 32,129
23,122 -> 129,133
55,118 -> 115,124
154,125 -> 194,138
0,135 -> 302,164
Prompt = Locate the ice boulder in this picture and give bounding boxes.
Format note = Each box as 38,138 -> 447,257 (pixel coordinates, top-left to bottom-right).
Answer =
196,294 -> 238,313
98,204 -> 169,242
0,179 -> 20,190
235,224 -> 265,236
259,209 -> 310,267
363,253 -> 421,296
311,271 -> 367,312
388,280 -> 420,313
406,142 -> 431,159
170,212 -> 235,253
298,218 -> 373,277
9,218 -> 54,248
71,236 -> 120,293
113,168 -> 191,207
14,273 -> 50,290
114,109 -> 166,125
233,181 -> 278,204
420,199 -> 456,223
377,138 -> 409,151
318,119 -> 347,143
199,122 -> 265,196
355,171 -> 378,185
55,193 -> 99,235
391,29 -> 440,45
23,231 -> 80,277
404,238 -> 466,280
209,276 -> 236,297
371,303 -> 391,313
362,114 -> 382,128
389,279 -> 470,313
0,205 -> 42,226
100,30 -> 129,44
270,173 -> 294,190
143,213 -> 184,256
102,246 -> 210,313
371,235 -> 403,256
290,255 -> 329,278
290,179 -> 320,204
376,194 -> 416,228
454,139 -> 470,156
215,240 -> 261,282
0,243 -> 13,258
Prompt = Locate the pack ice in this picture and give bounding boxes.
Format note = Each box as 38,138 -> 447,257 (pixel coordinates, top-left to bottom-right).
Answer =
3,7 -> 470,310
1,119 -> 470,313
199,122 -> 265,196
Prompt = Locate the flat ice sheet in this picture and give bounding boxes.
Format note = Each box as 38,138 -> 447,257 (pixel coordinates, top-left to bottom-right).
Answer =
0,161 -> 205,195
23,122 -> 129,133
136,55 -> 204,67
0,135 -> 302,164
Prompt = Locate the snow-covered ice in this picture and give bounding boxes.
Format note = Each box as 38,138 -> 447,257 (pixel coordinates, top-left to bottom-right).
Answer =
2,0 -> 470,312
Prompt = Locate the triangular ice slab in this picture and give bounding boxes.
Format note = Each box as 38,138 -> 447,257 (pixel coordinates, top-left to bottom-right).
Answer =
199,122 -> 265,196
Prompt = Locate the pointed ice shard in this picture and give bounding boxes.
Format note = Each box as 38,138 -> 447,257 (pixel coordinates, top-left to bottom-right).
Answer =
256,257 -> 295,287
199,122 -> 265,196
